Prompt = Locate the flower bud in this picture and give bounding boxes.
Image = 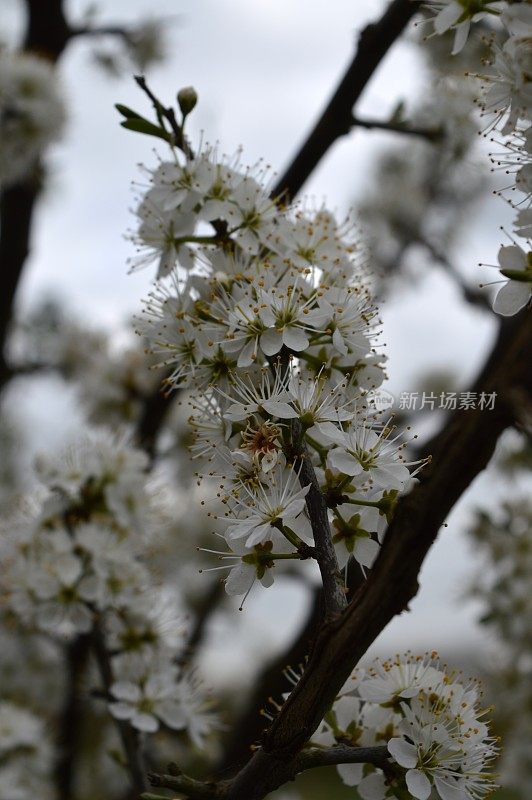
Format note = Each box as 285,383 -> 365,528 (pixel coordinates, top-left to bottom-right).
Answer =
177,86 -> 198,117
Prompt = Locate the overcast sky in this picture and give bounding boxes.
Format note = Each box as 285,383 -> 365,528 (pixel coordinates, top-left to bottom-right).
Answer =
3,0 -> 527,685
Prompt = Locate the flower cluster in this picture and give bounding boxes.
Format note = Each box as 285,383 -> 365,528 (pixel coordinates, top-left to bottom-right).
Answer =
0,50 -> 65,187
426,1 -> 532,314
0,700 -> 54,800
0,433 -> 215,743
130,131 -> 425,600
310,652 -> 497,800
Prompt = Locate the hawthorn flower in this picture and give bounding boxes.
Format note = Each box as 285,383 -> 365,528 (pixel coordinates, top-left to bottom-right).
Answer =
147,158 -> 205,213
316,287 -> 377,358
268,207 -> 357,272
254,284 -> 328,355
279,372 -> 355,429
224,175 -> 278,252
318,419 -> 414,491
109,652 -> 185,733
331,507 -> 381,569
129,190 -> 196,277
493,243 -> 532,315
357,653 -> 446,705
481,36 -> 532,135
425,1 -> 503,55
217,532 -> 295,597
31,551 -> 97,637
223,466 -> 311,547
220,368 -> 296,422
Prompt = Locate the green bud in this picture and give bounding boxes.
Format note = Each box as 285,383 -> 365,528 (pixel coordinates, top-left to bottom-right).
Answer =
177,86 -> 198,117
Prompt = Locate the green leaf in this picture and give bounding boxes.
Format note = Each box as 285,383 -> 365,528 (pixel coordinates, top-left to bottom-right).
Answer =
114,104 -> 142,119
120,118 -> 172,143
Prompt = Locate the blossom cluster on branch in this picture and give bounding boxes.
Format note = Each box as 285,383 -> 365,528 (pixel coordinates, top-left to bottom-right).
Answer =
128,121 -> 426,601
0,433 -> 216,763
311,652 -> 497,800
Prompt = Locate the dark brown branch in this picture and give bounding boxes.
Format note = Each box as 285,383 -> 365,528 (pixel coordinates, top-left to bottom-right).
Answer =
149,745 -> 389,799
54,635 -> 92,800
0,0 -> 71,393
351,115 -> 442,140
91,627 -> 147,794
0,178 -> 41,390
294,744 -> 390,772
297,447 -> 346,618
271,0 -> 421,202
148,768 -> 229,799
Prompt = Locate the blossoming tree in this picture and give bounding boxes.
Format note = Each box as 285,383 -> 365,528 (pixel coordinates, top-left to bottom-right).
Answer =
0,2 -> 531,800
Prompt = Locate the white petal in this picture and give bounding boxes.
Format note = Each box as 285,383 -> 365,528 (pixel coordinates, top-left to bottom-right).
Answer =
406,769 -> 432,800
262,400 -> 298,419
245,522 -> 273,547
237,339 -> 256,368
337,762 -> 364,786
225,563 -> 254,596
353,537 -> 380,568
358,771 -> 387,800
260,569 -> 274,588
329,449 -> 362,476
156,701 -> 186,730
493,280 -> 530,316
282,326 -> 309,352
111,681 -> 141,703
434,776 -> 466,800
388,737 -> 418,768
109,702 -> 134,721
282,497 -> 307,518
132,712 -> 159,733
260,328 -> 283,356
498,244 -> 526,271
451,20 -> 470,54
434,2 -> 461,34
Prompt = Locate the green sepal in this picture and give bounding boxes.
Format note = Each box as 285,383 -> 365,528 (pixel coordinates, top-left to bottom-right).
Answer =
115,103 -> 143,120
499,268 -> 532,284
120,118 -> 173,143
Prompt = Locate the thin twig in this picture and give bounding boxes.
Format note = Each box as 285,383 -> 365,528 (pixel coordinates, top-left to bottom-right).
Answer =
351,115 -> 442,140
271,0 -> 422,201
134,75 -> 193,158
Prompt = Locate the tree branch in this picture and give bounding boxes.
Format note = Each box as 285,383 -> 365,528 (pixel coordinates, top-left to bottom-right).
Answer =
294,744 -> 390,772
351,115 -> 442,140
148,745 -> 389,799
293,423 -> 347,619
91,627 -> 147,794
54,634 -> 92,800
0,0 -> 71,393
271,0 -> 421,202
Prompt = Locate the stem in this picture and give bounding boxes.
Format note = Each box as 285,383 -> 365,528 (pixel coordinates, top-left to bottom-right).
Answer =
91,627 -> 147,793
351,115 -> 442,141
